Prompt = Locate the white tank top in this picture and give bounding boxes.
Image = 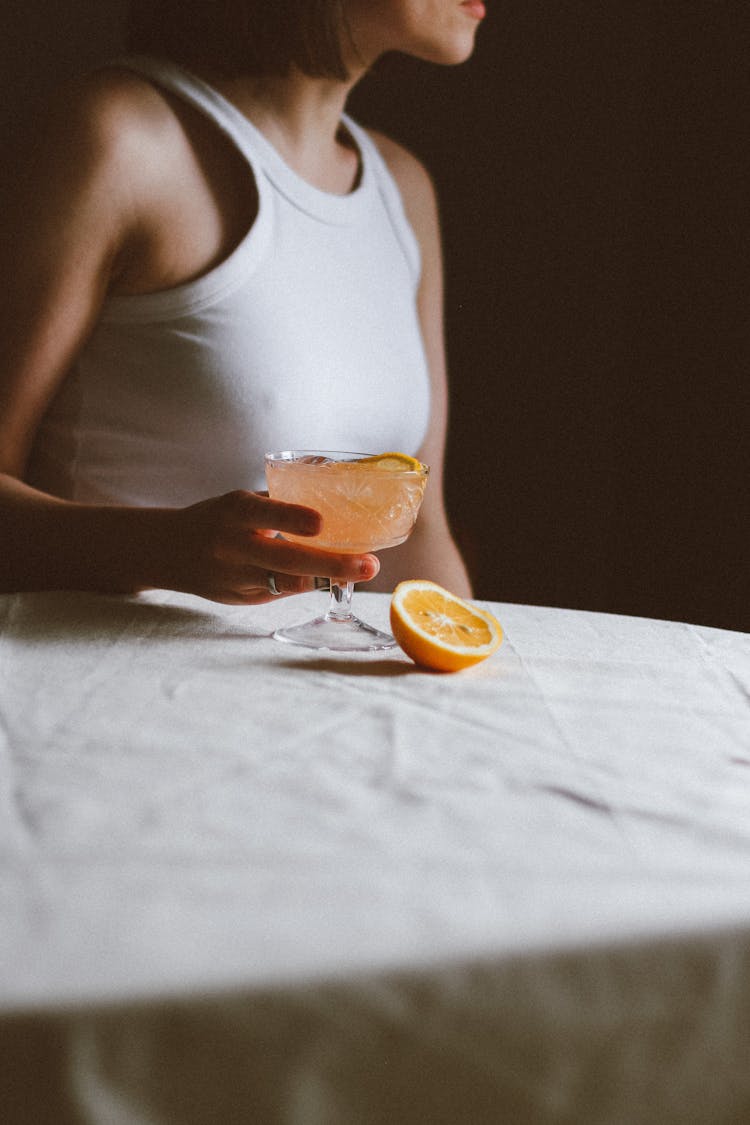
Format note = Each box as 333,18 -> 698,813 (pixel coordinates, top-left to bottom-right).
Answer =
26,57 -> 432,505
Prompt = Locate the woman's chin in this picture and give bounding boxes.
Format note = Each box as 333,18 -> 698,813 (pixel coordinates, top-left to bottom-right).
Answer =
412,38 -> 479,67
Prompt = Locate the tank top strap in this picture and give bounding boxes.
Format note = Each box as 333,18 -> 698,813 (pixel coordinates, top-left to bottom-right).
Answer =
113,55 -> 271,170
100,56 -> 419,322
114,56 -> 382,227
342,117 -> 422,284
96,55 -> 277,322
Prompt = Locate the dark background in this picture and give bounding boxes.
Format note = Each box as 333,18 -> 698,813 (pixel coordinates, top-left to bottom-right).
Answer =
2,2 -> 747,630
350,2 -> 748,632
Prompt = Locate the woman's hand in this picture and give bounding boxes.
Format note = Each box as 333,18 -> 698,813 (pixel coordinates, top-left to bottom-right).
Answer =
163,490 -> 380,605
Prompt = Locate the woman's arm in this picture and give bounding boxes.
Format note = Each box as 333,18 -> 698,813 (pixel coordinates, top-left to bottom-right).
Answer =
367,131 -> 472,597
0,78 -> 144,591
0,78 -> 378,603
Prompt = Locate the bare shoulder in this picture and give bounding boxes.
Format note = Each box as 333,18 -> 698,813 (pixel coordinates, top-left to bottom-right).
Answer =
10,67 -> 179,212
51,68 -> 178,173
0,70 -> 161,280
365,128 -> 440,239
4,66 -> 204,290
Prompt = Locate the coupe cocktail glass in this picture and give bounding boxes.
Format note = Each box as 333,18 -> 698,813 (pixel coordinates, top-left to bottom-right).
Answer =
264,450 -> 429,651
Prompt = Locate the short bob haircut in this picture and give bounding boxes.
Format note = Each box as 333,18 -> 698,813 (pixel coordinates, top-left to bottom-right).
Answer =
126,1 -> 350,81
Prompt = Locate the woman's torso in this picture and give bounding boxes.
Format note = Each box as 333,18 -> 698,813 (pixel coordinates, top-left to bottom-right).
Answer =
25,57 -> 432,506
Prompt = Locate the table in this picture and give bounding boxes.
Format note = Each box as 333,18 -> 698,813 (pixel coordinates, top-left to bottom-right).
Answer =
2,589 -> 749,1124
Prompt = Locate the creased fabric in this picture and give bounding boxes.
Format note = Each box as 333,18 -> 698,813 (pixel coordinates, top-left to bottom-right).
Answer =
1,591 -> 749,1123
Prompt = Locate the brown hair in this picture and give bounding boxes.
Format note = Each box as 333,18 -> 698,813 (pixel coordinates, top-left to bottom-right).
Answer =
126,1 -> 350,80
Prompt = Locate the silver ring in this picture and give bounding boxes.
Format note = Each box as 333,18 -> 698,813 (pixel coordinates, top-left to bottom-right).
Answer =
266,572 -> 282,596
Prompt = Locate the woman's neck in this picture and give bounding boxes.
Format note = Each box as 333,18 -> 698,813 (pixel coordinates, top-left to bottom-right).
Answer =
205,66 -> 365,194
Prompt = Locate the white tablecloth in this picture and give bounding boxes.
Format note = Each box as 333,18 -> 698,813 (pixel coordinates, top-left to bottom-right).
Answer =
1,589 -> 749,1123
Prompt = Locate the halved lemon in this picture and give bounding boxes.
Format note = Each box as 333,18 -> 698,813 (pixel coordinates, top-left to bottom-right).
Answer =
390,580 -> 503,672
355,452 -> 424,471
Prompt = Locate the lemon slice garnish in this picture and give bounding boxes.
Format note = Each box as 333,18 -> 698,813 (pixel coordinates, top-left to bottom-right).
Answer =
355,452 -> 424,471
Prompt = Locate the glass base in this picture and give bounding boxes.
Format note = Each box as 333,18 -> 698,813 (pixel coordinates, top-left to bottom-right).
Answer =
273,612 -> 397,652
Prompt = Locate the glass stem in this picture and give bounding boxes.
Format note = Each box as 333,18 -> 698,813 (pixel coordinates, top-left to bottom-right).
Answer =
327,581 -> 354,622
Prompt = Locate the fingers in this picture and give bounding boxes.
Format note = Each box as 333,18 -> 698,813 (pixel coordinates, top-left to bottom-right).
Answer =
254,571 -> 316,603
228,490 -> 322,537
257,535 -> 380,582
175,491 -> 381,606
209,570 -> 317,606
221,492 -> 381,582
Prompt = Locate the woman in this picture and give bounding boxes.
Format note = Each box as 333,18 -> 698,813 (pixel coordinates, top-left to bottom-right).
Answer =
0,1 -> 481,605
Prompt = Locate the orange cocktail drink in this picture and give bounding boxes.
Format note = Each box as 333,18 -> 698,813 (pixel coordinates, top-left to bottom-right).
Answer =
264,450 -> 429,652
265,452 -> 428,553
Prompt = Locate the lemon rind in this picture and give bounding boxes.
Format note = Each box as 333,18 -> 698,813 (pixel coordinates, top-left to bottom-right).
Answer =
391,582 -> 503,657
